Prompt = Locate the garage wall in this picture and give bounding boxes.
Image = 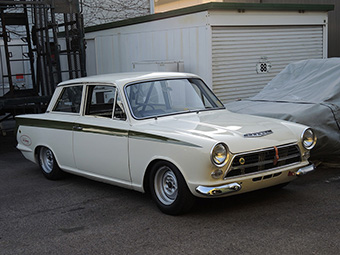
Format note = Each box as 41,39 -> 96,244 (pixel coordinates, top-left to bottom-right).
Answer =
261,0 -> 339,58
212,25 -> 325,102
85,11 -> 212,84
85,3 -> 329,103
90,26 -> 209,76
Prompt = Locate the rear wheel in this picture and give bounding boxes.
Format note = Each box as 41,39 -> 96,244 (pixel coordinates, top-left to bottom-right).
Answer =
150,161 -> 195,215
38,147 -> 65,180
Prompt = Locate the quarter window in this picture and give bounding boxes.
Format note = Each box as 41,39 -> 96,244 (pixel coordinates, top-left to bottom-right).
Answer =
54,85 -> 83,113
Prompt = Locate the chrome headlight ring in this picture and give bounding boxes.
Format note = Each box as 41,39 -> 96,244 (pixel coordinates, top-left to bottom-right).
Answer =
211,143 -> 229,167
302,128 -> 317,150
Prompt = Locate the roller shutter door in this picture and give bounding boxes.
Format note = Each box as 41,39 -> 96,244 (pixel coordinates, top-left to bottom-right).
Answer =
212,26 -> 324,103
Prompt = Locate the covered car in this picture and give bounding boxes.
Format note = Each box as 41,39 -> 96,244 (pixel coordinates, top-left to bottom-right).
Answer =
226,58 -> 340,161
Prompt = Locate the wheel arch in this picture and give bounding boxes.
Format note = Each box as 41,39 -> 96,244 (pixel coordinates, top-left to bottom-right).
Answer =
34,145 -> 60,166
143,158 -> 196,215
34,145 -> 43,164
143,158 -> 185,194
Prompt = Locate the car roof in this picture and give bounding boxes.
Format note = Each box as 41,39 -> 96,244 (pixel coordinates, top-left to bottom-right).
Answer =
57,72 -> 200,87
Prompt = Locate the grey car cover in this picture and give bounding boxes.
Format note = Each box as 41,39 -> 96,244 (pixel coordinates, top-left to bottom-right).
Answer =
226,58 -> 340,160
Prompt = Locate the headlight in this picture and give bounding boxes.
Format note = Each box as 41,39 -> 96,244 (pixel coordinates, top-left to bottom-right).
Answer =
211,143 -> 229,166
302,128 -> 316,150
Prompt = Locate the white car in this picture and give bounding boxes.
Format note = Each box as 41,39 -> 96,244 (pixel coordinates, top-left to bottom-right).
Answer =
16,72 -> 316,215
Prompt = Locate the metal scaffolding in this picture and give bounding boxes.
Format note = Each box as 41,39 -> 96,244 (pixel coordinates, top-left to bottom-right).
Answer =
0,0 -> 86,117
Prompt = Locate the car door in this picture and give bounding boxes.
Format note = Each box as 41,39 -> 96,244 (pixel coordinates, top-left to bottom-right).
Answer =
47,84 -> 84,170
73,84 -> 131,183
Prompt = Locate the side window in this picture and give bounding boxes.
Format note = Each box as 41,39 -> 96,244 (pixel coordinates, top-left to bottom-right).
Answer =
54,85 -> 83,113
85,85 -> 126,120
113,92 -> 127,120
85,85 -> 115,118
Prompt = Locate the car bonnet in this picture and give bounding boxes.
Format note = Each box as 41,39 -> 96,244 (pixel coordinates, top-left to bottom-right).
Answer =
134,109 -> 301,153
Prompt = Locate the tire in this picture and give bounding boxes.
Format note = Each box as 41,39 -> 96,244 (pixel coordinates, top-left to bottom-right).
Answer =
149,161 -> 195,215
38,147 -> 65,180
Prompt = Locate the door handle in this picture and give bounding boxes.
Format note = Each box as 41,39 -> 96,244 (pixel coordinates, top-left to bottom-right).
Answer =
73,125 -> 83,131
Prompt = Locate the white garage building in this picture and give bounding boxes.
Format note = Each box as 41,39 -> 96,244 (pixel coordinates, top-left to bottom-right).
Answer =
85,2 -> 333,102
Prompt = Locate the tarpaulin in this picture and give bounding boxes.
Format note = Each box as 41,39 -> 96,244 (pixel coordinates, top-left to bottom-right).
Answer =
226,58 -> 340,160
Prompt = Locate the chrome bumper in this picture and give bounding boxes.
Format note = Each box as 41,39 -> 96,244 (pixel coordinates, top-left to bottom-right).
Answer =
296,164 -> 316,176
196,164 -> 315,196
196,182 -> 242,196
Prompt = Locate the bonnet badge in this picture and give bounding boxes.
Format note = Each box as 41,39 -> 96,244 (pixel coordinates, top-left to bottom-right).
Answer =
244,130 -> 273,138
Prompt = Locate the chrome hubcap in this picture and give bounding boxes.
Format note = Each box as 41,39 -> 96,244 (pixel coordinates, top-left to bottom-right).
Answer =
40,147 -> 54,174
154,166 -> 178,205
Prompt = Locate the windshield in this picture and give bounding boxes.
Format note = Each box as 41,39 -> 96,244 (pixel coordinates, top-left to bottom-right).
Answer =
125,78 -> 224,119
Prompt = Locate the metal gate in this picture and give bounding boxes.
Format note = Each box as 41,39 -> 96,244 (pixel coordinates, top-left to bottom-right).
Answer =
212,26 -> 325,103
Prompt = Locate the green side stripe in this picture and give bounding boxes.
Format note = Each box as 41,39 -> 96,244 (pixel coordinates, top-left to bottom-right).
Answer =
129,131 -> 201,148
17,117 -> 201,148
80,124 -> 128,137
16,117 -> 74,131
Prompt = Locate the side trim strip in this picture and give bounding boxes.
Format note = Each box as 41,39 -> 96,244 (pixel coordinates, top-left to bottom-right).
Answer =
17,117 -> 201,148
129,131 -> 202,148
79,125 -> 128,137
16,117 -> 74,131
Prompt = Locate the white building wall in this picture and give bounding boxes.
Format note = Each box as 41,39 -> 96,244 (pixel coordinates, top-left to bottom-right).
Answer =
85,7 -> 328,102
86,11 -> 213,85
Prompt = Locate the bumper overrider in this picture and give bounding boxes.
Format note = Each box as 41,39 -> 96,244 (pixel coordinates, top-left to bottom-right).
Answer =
195,163 -> 315,196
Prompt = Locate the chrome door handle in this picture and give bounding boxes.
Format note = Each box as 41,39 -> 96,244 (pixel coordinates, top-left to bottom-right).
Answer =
73,125 -> 83,131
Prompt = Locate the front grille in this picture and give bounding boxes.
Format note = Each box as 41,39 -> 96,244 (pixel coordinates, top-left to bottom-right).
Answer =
225,144 -> 301,178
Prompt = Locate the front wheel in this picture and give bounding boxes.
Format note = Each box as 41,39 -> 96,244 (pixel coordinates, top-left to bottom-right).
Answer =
150,161 -> 195,215
38,147 -> 65,180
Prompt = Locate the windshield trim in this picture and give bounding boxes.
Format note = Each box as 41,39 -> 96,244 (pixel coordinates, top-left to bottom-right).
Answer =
137,106 -> 226,120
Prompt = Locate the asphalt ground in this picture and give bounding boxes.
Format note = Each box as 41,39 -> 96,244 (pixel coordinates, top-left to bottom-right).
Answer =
1,132 -> 340,254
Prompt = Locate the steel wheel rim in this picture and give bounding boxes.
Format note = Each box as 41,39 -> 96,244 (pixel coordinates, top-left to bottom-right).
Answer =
154,166 -> 178,205
40,147 -> 54,174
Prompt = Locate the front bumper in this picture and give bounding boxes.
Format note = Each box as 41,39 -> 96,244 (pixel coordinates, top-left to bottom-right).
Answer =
196,182 -> 242,196
295,164 -> 315,176
195,163 -> 315,197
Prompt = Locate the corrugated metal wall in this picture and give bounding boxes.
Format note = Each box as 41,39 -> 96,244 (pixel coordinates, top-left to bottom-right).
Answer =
85,3 -> 331,103
212,25 -> 324,102
224,0 -> 338,57
261,0 -> 338,57
160,0 -> 337,57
